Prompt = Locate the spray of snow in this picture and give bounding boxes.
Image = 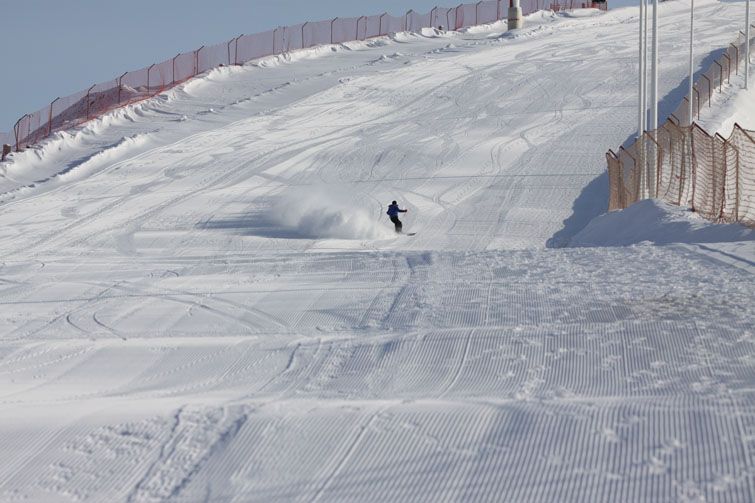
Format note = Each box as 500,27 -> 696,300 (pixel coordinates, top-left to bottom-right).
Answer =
267,186 -> 394,240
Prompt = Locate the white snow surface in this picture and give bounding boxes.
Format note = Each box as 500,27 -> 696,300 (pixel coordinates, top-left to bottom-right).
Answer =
1,2 -> 754,502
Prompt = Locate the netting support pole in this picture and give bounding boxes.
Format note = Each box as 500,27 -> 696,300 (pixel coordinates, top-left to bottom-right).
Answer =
13,115 -> 27,152
476,1 -> 482,24
379,13 -> 388,36
172,54 -> 179,85
693,86 -> 700,119
48,97 -> 59,137
722,53 -> 731,81
357,16 -> 366,40
236,35 -> 243,63
147,64 -> 155,93
730,43 -> 739,74
714,60 -> 723,90
85,84 -> 96,121
302,22 -> 309,48
701,74 -> 712,105
644,130 -> 662,198
405,11 -> 411,31
195,46 -> 204,76
734,136 -> 740,220
331,18 -> 338,44
117,72 -> 127,106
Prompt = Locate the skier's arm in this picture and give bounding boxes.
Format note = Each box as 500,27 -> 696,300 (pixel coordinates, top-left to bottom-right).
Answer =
400,208 -> 408,213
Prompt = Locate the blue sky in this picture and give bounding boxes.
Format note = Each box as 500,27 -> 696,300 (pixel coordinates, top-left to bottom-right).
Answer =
0,0 -> 445,132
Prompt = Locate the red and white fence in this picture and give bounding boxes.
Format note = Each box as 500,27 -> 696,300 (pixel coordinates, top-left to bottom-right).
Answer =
3,0 -> 607,153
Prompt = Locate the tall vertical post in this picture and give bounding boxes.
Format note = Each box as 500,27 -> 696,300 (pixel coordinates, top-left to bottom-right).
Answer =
117,72 -> 127,105
147,63 -> 155,93
688,0 -> 694,125
643,0 -> 649,127
638,0 -> 646,138
331,18 -> 338,44
746,0 -> 751,89
651,0 -> 658,131
85,85 -> 96,121
48,98 -> 60,137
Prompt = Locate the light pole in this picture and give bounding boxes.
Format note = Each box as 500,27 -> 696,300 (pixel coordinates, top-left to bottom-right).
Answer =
650,0 -> 658,132
638,0 -> 646,138
688,0 -> 694,126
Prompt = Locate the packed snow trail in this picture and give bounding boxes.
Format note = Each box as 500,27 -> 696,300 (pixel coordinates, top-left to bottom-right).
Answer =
0,1 -> 754,502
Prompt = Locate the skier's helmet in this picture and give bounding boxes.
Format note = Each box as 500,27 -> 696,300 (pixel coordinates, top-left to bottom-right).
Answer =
392,200 -> 397,205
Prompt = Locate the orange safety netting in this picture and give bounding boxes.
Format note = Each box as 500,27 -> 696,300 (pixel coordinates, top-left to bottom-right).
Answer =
7,0 -> 606,152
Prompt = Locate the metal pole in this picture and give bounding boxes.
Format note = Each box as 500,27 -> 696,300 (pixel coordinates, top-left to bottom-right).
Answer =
643,0 -> 649,129
638,0 -> 646,138
746,0 -> 751,89
688,0 -> 694,126
117,72 -> 127,105
147,63 -> 155,93
651,0 -> 658,131
48,98 -> 59,137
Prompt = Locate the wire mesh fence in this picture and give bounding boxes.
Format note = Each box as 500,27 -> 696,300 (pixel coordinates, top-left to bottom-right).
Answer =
3,0 -> 608,153
607,26 -> 755,227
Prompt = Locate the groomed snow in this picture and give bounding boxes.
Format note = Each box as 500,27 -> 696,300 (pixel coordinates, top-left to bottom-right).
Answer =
1,1 -> 754,502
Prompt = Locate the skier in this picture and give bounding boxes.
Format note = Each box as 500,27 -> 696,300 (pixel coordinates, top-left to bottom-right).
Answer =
387,200 -> 408,233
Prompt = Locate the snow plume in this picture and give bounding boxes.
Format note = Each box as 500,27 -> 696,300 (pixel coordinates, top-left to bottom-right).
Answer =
268,187 -> 394,240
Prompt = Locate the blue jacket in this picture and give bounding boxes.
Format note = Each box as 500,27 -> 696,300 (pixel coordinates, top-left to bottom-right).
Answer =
387,203 -> 405,217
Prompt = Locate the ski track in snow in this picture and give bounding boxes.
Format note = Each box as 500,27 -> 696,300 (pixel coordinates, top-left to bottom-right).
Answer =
0,2 -> 754,502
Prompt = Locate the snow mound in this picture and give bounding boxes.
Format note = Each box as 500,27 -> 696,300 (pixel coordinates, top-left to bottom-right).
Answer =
267,187 -> 394,240
570,199 -> 755,247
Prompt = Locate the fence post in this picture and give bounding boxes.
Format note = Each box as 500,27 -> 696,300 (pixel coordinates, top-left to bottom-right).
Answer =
117,72 -> 127,106
733,133 -> 740,221
147,64 -> 155,93
331,18 -> 338,44
431,7 -> 437,26
172,54 -> 180,85
48,97 -> 60,137
693,86 -> 700,119
227,39 -> 233,66
457,4 -> 463,29
85,84 -> 96,121
273,28 -> 279,54
722,53 -> 731,81
379,13 -> 387,36
644,130 -> 662,198
476,1 -> 482,24
236,34 -> 244,63
405,10 -> 411,31
357,16 -> 366,40
301,22 -> 308,48
714,60 -> 724,90
730,43 -> 739,73
701,74 -> 712,105
13,115 -> 28,152
195,46 -> 204,76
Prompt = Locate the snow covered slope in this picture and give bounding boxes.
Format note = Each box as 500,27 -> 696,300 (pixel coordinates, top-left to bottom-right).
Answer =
1,1 -> 754,502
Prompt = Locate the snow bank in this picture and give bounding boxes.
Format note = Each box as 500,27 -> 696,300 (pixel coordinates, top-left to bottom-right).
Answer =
570,199 -> 755,247
267,187 -> 394,240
